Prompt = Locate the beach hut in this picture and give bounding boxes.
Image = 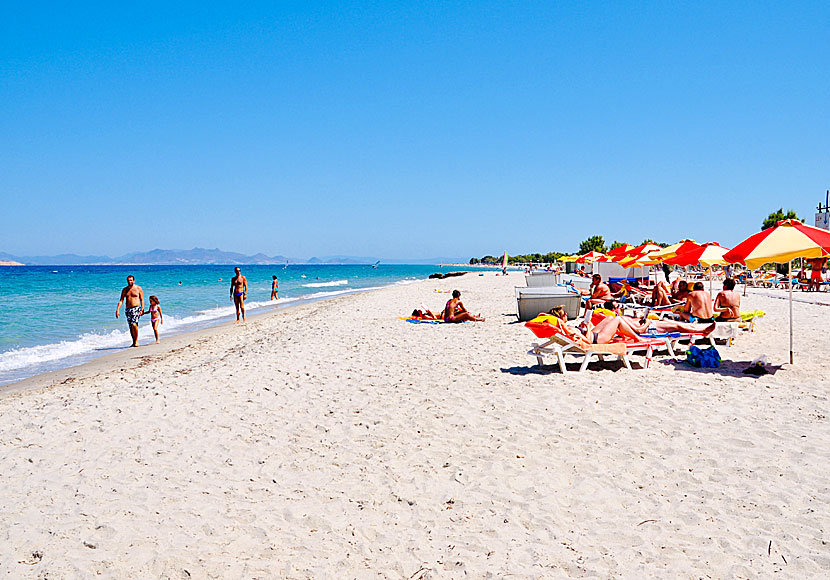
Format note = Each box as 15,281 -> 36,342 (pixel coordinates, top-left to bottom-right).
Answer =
723,219 -> 830,364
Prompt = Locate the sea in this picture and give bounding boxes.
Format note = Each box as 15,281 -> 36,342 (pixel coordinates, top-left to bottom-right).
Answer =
0,264 -> 474,386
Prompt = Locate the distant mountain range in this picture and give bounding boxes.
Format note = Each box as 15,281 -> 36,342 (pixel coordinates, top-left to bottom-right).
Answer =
0,248 -> 462,266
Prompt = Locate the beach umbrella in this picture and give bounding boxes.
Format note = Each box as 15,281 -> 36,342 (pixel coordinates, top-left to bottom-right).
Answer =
723,219 -> 830,364
648,239 -> 701,261
575,251 -> 606,263
560,254 -> 579,263
663,242 -> 733,294
663,242 -> 732,268
606,244 -> 636,259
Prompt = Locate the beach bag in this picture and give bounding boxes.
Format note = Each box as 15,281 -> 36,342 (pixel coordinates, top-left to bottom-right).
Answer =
686,345 -> 721,368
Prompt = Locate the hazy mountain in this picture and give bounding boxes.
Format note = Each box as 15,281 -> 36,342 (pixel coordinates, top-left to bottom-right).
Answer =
0,252 -> 113,265
114,248 -> 290,265
0,249 -> 460,265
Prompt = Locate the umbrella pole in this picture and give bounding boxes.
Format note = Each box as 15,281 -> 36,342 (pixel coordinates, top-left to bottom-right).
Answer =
789,259 -> 794,364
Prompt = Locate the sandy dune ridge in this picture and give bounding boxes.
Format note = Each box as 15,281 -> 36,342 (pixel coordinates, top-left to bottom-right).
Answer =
1,273 -> 828,578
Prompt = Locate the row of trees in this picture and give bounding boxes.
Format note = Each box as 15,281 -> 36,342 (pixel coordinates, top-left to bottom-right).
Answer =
469,208 -> 803,265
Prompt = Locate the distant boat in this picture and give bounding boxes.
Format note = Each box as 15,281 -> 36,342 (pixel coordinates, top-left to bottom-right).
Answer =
301,274 -> 306,278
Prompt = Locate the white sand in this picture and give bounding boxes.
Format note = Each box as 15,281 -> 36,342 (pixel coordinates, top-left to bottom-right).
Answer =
1,274 -> 828,578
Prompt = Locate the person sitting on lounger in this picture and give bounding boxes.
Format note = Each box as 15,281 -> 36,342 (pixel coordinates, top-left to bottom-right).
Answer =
714,278 -> 741,322
650,281 -> 673,306
671,280 -> 691,302
681,282 -> 715,323
442,290 -> 485,322
582,274 -> 613,311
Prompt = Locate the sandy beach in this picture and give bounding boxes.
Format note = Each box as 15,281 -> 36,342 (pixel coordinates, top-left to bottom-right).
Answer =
1,273 -> 828,579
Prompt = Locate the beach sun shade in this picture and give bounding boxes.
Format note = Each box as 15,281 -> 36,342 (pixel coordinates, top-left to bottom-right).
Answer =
614,243 -> 666,267
575,251 -> 606,263
560,255 -> 580,263
606,244 -> 636,258
631,240 -> 700,266
722,219 -> 830,365
722,220 -> 830,269
647,239 -> 700,262
662,242 -> 732,268
631,243 -> 664,255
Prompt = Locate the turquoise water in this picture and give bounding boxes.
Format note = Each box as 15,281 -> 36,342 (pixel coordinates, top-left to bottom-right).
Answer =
0,264 -> 467,385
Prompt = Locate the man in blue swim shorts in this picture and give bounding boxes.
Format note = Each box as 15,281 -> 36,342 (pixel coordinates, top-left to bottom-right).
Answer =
116,275 -> 145,347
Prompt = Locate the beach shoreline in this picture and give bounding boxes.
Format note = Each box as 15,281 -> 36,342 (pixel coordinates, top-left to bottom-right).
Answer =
1,272 -> 828,578
0,277 -> 429,397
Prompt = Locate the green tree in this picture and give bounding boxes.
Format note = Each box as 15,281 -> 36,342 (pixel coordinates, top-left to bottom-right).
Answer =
469,257 -> 480,264
610,240 -> 628,250
641,238 -> 669,248
763,208 -> 801,231
578,235 -> 607,254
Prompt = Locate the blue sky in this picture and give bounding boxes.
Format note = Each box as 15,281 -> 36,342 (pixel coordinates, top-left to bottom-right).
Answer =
2,2 -> 828,260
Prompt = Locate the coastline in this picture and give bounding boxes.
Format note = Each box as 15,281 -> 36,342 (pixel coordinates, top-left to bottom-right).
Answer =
0,266 -> 441,388
0,278 -> 425,396
1,273 -> 829,577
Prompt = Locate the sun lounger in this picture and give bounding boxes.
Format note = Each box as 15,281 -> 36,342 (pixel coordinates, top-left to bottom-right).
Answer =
526,321 -> 674,374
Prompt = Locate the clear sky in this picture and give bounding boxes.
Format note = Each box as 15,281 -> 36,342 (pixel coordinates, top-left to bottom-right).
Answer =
2,2 -> 828,260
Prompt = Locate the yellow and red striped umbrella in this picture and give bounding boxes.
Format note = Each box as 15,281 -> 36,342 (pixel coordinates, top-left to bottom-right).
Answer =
723,219 -> 830,364
722,219 -> 830,269
575,251 -> 606,263
663,242 -> 732,267
645,239 -> 700,263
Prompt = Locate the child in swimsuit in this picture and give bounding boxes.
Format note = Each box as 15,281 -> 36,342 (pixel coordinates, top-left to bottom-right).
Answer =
146,295 -> 163,343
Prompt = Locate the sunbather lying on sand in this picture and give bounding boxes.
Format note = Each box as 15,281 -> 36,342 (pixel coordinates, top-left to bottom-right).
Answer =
410,309 -> 441,320
443,290 -> 485,322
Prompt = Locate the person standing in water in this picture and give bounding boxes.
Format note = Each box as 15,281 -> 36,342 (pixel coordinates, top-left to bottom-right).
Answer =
230,267 -> 248,322
271,275 -> 279,300
116,275 -> 144,347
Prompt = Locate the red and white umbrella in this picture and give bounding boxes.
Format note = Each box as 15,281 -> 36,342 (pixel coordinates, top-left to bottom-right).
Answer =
723,219 -> 830,364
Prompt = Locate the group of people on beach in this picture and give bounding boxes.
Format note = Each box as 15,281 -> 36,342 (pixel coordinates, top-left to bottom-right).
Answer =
116,267 -> 281,347
547,272 -> 744,347
411,289 -> 485,322
580,273 -> 741,324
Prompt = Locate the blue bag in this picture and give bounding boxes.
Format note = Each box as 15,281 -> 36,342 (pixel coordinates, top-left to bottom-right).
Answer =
686,345 -> 721,368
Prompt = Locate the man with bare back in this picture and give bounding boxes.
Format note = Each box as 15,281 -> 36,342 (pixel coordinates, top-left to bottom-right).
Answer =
682,281 -> 715,323
714,278 -> 741,322
116,275 -> 144,347
230,267 -> 248,322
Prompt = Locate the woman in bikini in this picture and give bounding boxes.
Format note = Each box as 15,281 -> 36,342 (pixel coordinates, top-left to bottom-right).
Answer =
442,290 -> 485,322
547,305 -> 640,344
547,305 -> 716,343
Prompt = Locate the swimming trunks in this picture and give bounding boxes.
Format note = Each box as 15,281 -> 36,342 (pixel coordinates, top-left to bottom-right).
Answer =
591,332 -> 599,344
125,306 -> 142,326
235,291 -> 245,297
689,316 -> 714,323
